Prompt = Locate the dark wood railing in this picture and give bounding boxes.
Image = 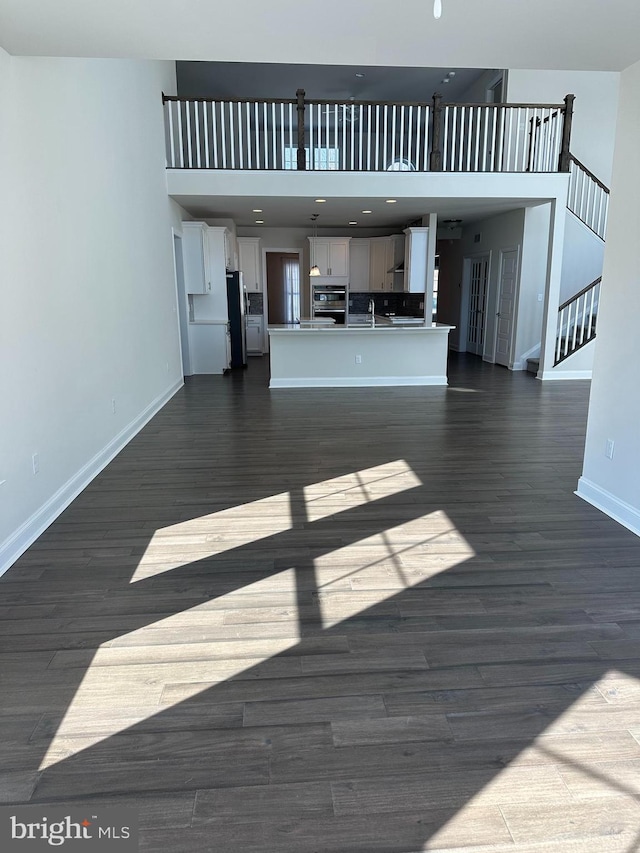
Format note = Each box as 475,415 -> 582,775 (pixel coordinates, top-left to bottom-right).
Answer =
555,276 -> 601,365
567,154 -> 610,239
162,91 -> 574,175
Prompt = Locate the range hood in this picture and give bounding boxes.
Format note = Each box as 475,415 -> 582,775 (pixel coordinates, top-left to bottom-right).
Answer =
387,261 -> 405,273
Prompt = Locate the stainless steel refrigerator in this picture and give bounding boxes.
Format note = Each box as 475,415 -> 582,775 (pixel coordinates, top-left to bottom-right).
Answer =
226,271 -> 248,369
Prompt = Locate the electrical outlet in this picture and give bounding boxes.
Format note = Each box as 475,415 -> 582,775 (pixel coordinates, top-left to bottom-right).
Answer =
538,293 -> 543,302
355,354 -> 362,364
111,398 -> 116,414
32,453 -> 39,475
383,299 -> 388,306
605,439 -> 615,459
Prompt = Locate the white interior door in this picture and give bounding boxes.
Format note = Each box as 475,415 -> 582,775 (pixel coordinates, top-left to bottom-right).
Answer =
495,248 -> 519,367
467,257 -> 489,356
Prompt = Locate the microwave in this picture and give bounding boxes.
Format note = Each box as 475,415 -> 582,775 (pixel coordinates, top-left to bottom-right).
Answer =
314,292 -> 345,304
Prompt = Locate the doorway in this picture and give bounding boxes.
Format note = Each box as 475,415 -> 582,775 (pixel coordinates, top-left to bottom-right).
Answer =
266,252 -> 301,324
465,255 -> 490,356
494,248 -> 520,367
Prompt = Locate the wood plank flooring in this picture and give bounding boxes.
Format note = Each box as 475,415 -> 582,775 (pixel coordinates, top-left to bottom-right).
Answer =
2,353 -> 640,852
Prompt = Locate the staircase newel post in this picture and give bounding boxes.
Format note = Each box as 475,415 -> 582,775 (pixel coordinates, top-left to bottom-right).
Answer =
296,89 -> 307,171
430,93 -> 443,172
558,93 -> 575,172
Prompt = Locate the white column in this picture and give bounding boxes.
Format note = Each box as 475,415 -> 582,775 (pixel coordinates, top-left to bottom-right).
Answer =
578,59 -> 640,536
537,199 -> 567,378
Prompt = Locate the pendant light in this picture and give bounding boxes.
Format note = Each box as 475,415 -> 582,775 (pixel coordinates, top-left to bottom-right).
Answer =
309,215 -> 321,276
433,0 -> 442,19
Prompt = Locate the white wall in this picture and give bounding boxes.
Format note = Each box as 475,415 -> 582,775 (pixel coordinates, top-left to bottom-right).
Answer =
0,54 -> 182,573
578,58 -> 640,536
506,70 -> 620,185
513,203 -> 551,367
560,213 -> 605,303
457,69 -> 506,103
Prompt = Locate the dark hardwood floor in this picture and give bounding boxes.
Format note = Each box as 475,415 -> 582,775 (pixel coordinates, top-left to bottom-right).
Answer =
2,353 -> 640,852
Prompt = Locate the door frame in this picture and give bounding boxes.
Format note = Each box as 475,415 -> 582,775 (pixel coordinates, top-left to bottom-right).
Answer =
261,247 -> 303,352
491,245 -> 522,368
460,251 -> 491,356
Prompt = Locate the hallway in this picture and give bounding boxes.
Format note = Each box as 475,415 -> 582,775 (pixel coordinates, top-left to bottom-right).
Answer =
2,355 -> 640,852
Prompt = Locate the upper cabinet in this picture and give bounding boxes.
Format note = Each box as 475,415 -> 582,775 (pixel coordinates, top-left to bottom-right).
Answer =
182,222 -> 210,295
349,239 -> 371,291
308,238 -> 350,277
237,237 -> 262,292
369,235 -> 405,291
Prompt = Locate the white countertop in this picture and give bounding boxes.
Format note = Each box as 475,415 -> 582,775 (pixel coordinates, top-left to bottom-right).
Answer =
268,321 -> 455,332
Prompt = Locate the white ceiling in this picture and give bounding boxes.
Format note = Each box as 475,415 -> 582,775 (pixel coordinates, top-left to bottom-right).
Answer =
3,0 -> 633,234
1,0 -> 640,73
172,194 -> 544,231
176,62 -> 487,103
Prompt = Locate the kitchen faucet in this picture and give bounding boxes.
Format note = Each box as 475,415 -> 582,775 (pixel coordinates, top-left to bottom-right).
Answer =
368,298 -> 375,327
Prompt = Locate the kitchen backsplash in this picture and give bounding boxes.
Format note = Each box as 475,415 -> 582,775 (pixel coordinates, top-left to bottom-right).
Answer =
247,293 -> 264,315
348,292 -> 425,316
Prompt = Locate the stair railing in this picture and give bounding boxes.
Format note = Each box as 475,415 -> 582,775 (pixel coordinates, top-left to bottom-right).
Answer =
554,276 -> 601,365
567,155 -> 610,240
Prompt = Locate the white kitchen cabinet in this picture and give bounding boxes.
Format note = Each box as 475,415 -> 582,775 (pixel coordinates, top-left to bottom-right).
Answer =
189,322 -> 230,374
349,239 -> 370,292
388,234 -> 406,292
369,238 -> 387,291
369,235 -> 405,291
308,238 -> 350,277
182,222 -> 210,295
204,227 -> 231,321
246,315 -> 264,354
238,237 -> 262,292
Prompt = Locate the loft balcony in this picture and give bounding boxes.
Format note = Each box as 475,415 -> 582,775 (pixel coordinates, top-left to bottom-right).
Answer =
163,90 -> 575,175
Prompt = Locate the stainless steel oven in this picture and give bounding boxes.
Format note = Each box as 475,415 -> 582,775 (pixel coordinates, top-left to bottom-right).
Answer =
312,284 -> 346,323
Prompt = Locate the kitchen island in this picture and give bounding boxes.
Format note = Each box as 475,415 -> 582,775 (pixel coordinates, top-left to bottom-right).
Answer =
268,320 -> 454,388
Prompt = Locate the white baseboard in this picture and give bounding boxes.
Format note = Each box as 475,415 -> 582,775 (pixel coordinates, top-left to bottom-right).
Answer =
0,379 -> 183,578
576,477 -> 640,538
538,369 -> 592,380
270,375 -> 448,388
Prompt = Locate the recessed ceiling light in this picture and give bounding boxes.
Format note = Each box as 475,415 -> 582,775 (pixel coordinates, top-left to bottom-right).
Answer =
448,71 -> 456,78
362,210 -> 373,214
255,220 -> 264,224
315,198 -> 327,203
355,73 -> 365,78
348,221 -> 358,225
442,78 -> 450,84
252,208 -> 262,213
386,199 -> 397,204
